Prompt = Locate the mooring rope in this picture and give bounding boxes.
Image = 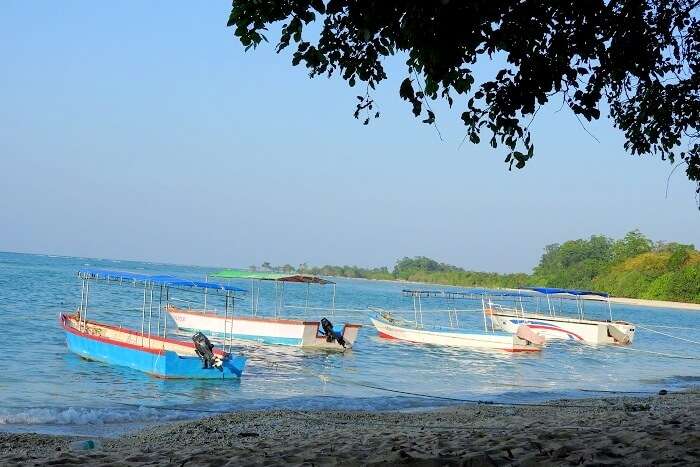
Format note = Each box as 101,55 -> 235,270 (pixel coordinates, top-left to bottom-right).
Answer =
638,324 -> 700,331
244,352 -> 666,410
615,346 -> 700,360
637,323 -> 700,346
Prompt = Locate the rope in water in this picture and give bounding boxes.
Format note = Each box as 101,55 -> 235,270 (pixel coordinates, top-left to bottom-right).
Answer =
246,352 -> 663,410
638,324 -> 700,330
636,324 -> 700,346
615,345 -> 700,360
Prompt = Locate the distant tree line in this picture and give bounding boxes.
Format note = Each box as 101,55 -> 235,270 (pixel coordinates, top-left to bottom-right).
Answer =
252,230 -> 700,303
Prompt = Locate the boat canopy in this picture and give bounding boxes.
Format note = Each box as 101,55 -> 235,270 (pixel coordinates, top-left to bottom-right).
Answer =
401,289 -> 444,297
212,269 -> 334,285
523,287 -> 609,298
78,268 -> 247,292
402,288 -> 526,298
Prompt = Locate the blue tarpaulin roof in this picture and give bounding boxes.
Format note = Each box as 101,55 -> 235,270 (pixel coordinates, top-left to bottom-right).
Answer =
78,268 -> 246,293
459,288 -> 528,297
523,287 -> 609,298
402,288 -> 528,298
402,287 -> 610,299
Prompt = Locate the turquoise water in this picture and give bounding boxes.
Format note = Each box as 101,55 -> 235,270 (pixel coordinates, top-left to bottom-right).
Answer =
0,251 -> 699,435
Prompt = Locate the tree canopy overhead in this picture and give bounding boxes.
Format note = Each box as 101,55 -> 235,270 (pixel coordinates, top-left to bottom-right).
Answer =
228,0 -> 700,197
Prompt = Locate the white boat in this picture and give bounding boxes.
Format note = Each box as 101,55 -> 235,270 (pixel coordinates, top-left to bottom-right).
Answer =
166,269 -> 361,350
167,305 -> 361,349
487,287 -> 636,345
370,290 -> 544,352
371,317 -> 543,352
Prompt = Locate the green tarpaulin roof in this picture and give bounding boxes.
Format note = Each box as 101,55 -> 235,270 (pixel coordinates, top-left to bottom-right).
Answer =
212,269 -> 334,285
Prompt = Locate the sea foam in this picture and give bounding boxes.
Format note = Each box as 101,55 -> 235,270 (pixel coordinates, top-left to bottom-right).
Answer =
0,406 -> 190,426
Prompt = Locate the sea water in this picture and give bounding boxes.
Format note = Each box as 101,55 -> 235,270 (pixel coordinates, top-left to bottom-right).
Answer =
0,251 -> 698,436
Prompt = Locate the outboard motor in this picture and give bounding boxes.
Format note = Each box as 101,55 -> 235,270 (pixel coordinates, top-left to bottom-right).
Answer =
320,318 -> 346,348
192,332 -> 223,371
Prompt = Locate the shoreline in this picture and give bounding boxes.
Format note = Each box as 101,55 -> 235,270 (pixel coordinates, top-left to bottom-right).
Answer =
7,251 -> 699,311
343,276 -> 700,311
3,391 -> 698,466
608,296 -> 700,311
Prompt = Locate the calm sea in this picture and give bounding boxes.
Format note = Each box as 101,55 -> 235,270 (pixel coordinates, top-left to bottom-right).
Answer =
0,251 -> 698,436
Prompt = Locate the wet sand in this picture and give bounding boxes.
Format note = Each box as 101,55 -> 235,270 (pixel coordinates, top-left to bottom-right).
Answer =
2,391 -> 698,466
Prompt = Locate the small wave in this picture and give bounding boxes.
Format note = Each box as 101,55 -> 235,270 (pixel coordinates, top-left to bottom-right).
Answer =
640,374 -> 700,386
0,397 -> 452,427
0,406 -> 190,426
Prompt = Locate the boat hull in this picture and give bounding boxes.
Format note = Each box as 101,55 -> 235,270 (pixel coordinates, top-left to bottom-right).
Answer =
488,311 -> 636,345
166,306 -> 360,350
61,314 -> 245,379
370,318 -> 541,352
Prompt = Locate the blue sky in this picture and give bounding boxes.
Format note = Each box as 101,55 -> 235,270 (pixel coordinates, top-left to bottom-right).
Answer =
1,1 -> 699,273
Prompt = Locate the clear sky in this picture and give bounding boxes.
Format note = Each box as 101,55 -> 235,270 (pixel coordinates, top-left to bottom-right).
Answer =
1,1 -> 699,273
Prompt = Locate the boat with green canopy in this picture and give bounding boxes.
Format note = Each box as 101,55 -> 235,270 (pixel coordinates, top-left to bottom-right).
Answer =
166,269 -> 361,350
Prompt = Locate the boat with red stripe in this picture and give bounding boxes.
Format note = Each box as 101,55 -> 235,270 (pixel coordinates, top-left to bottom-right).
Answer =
60,268 -> 247,379
487,287 -> 635,345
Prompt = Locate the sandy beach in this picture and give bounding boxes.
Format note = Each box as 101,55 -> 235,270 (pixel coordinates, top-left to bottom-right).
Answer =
607,297 -> 700,311
2,391 -> 698,466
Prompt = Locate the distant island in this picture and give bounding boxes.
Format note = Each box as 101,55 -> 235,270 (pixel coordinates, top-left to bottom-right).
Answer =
250,230 -> 700,304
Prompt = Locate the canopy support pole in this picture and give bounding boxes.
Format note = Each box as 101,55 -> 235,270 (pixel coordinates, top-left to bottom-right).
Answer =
413,295 -> 418,327
518,294 -> 525,317
157,285 -> 162,344
79,277 -> 85,317
230,295 -> 235,352
224,292 -> 229,354
280,282 -> 284,314
255,280 -> 260,315
274,280 -> 279,318
141,284 -> 147,345
82,279 -> 90,332
147,285 -> 154,349
577,297 -> 583,320
203,275 -> 208,312
447,297 -> 454,328
164,287 -> 169,338
331,283 -> 336,316
418,294 -> 423,327
453,298 -> 459,328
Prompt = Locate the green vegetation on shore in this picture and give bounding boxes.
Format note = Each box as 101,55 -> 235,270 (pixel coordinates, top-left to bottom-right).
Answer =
251,231 -> 700,303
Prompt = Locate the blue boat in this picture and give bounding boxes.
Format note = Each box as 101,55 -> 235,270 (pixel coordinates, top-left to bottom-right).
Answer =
61,268 -> 247,379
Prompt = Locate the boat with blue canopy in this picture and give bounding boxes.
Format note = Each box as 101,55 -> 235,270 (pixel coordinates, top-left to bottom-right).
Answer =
486,287 -> 636,345
60,268 -> 247,379
166,269 -> 361,350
